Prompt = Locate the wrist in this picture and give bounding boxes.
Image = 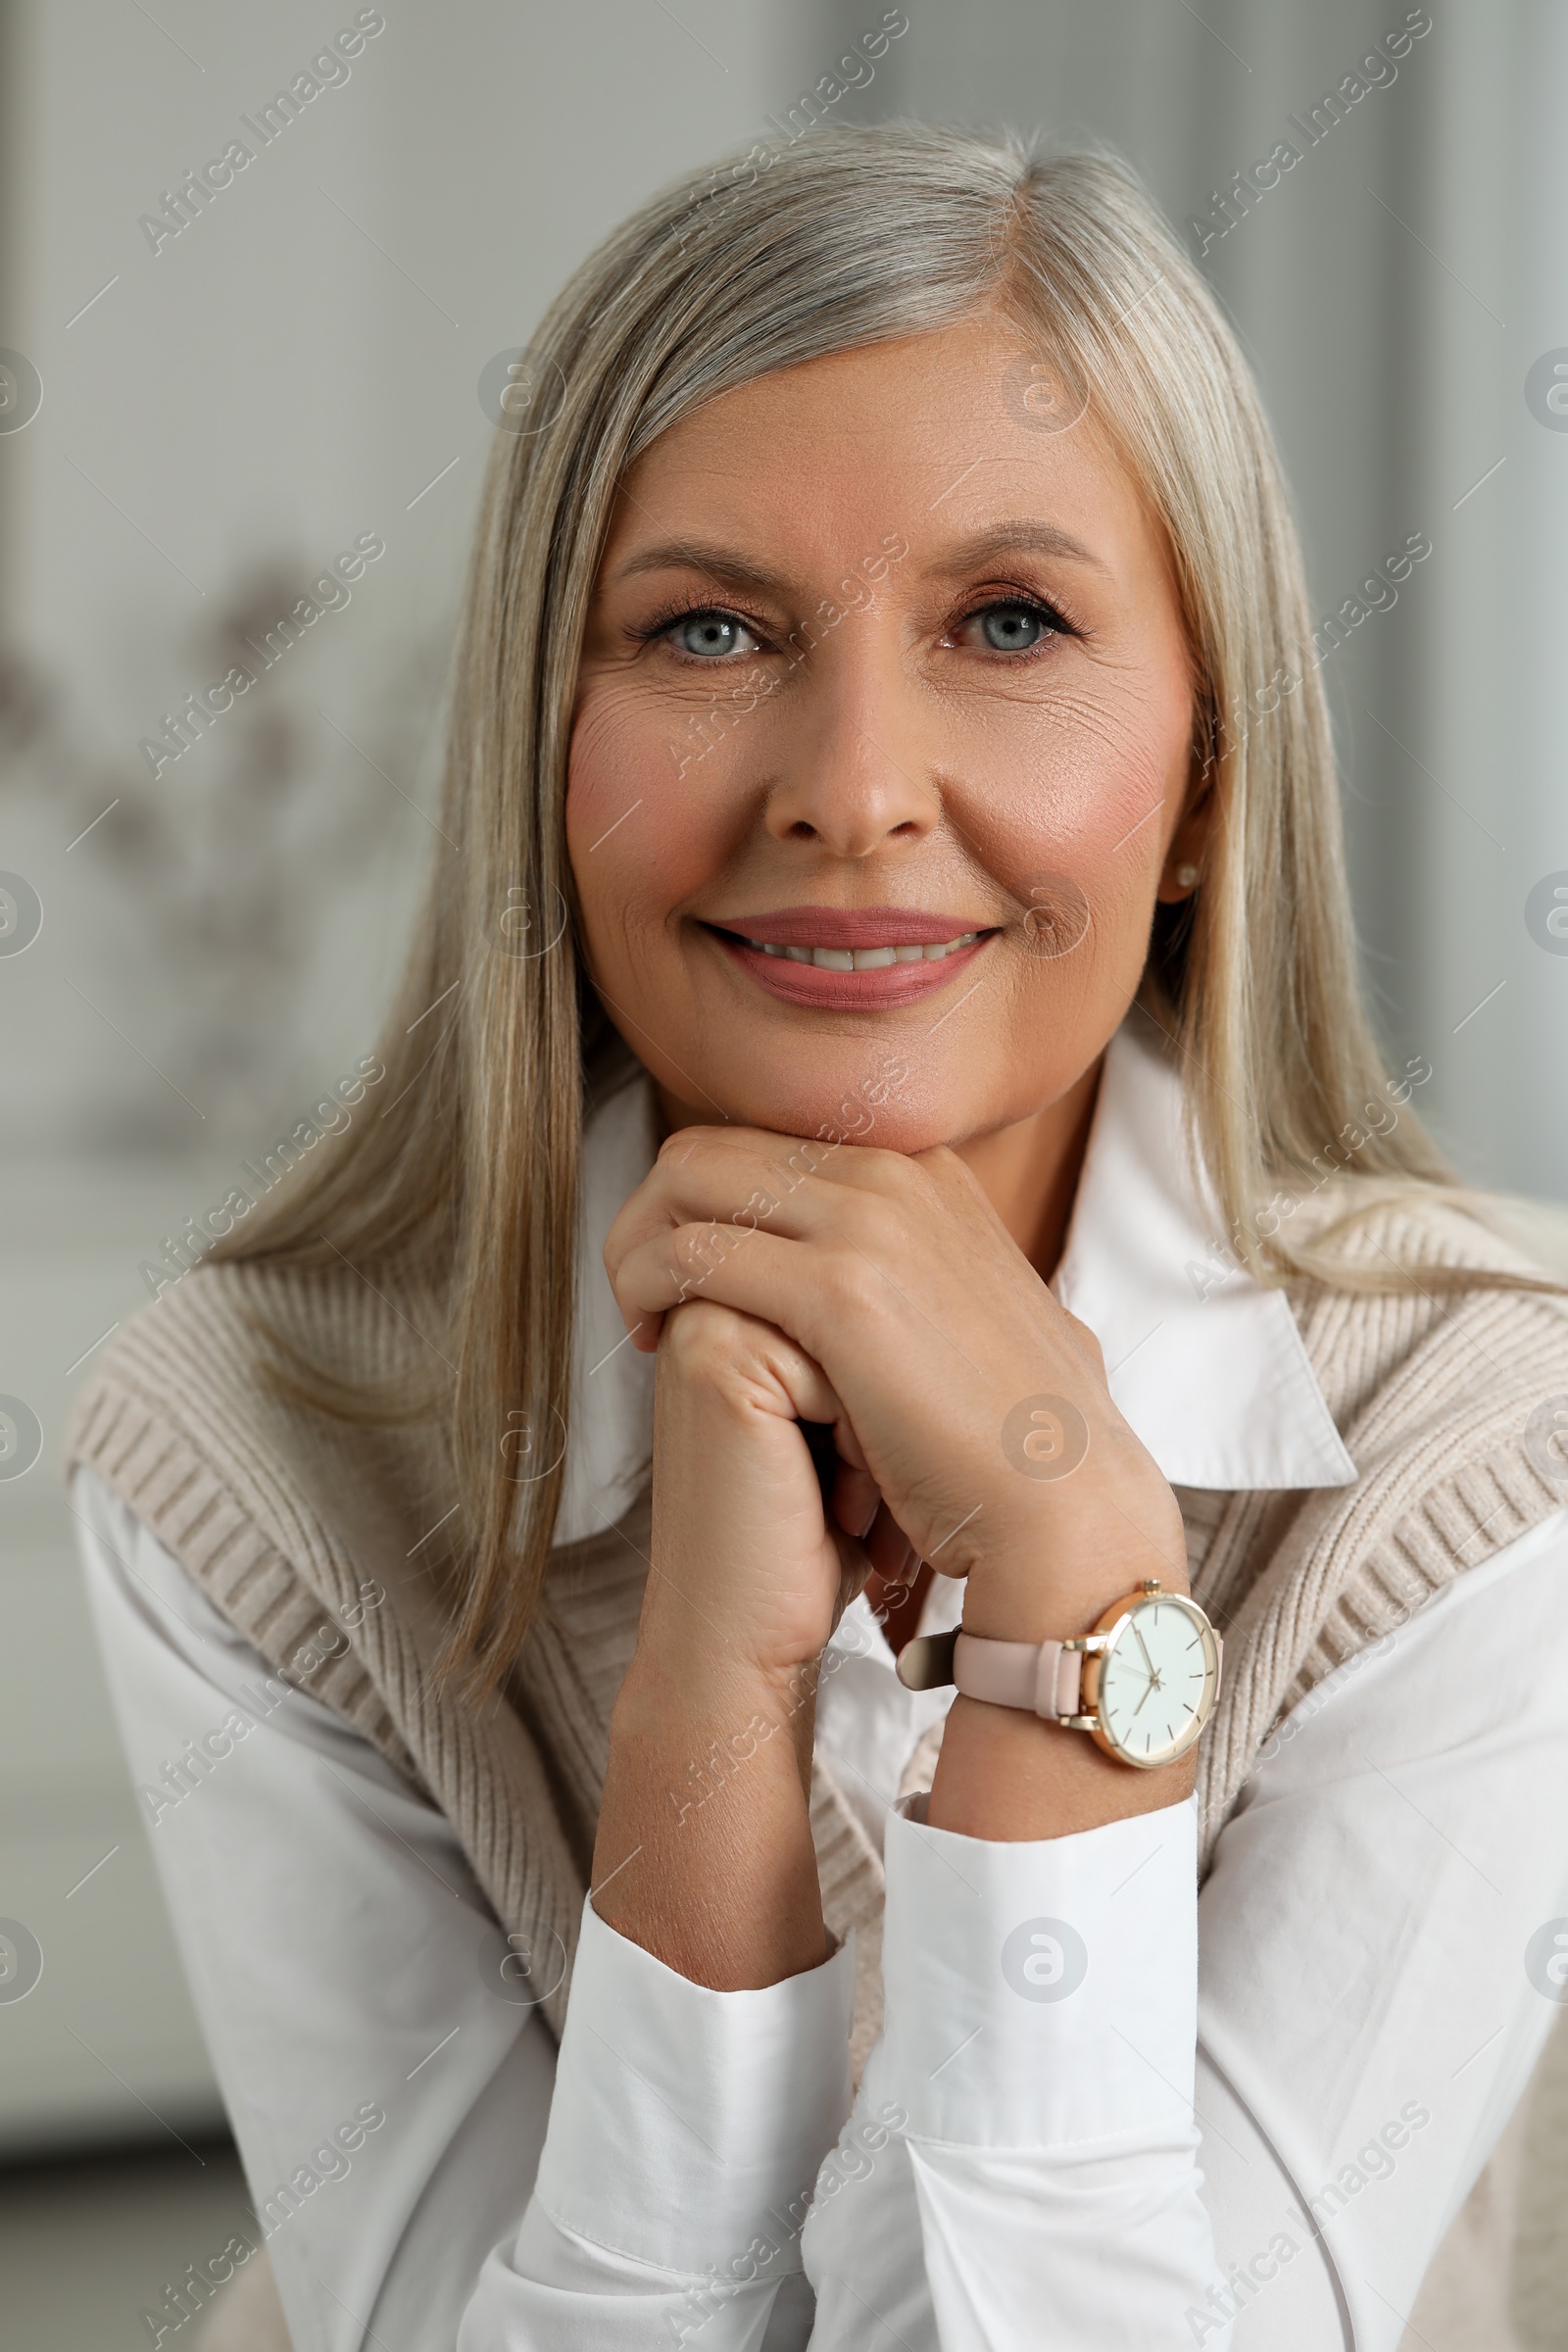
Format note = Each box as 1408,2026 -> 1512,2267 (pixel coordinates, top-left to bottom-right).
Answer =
925,1548 -> 1205,1839
958,1513 -> 1190,1645
927,1690 -> 1198,1840
616,1629 -> 821,1766
959,1564 -> 1190,1646
595,1645 -> 829,1989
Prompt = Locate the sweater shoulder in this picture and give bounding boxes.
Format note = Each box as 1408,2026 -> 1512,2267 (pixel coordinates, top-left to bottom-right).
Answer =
1283,1182 -> 1568,1435
1286,1175 -> 1562,1278
61,1251 -> 444,1476
59,1252 -> 456,1663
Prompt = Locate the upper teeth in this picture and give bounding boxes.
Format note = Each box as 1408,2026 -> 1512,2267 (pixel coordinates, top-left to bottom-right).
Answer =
745,932 -> 980,970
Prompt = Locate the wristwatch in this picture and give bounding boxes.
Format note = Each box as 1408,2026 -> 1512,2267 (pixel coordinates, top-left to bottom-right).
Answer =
896,1579 -> 1222,1770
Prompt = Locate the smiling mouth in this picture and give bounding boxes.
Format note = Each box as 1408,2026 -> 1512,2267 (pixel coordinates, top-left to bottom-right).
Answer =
712,926 -> 986,972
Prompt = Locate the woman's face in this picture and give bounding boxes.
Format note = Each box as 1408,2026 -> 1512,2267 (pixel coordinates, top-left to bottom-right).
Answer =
567,309 -> 1202,1153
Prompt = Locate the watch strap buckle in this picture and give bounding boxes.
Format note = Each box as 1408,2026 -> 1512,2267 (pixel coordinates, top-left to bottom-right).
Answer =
895,1628 -> 958,1692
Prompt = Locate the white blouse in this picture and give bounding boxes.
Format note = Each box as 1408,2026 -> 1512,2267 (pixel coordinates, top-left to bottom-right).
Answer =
74,1016 -> 1568,2351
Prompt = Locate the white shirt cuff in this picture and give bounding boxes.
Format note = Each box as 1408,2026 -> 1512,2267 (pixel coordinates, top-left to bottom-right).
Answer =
530,1895 -> 856,2274
876,1793 -> 1200,2151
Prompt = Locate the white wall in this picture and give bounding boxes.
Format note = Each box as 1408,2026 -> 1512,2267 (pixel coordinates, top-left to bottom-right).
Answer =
2,0 -> 854,1148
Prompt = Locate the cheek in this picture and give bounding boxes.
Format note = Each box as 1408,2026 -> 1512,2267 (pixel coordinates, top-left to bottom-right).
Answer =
948,674 -> 1189,941
566,688 -> 723,967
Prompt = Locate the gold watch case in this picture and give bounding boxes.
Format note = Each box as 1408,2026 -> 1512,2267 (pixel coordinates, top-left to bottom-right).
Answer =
1065,1579 -> 1223,1769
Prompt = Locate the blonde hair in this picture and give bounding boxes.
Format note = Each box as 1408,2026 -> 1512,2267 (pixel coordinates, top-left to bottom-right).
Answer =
216,124 -> 1543,1691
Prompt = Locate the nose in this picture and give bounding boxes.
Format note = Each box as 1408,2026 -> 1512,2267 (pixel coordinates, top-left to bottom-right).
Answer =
761,629 -> 937,858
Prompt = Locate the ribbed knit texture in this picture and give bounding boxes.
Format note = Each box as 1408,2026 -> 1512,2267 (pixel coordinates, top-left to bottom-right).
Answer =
62,1193 -> 1568,2077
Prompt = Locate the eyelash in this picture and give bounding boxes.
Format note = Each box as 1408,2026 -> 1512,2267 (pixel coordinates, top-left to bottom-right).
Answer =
631,588 -> 1081,662
950,587 -> 1081,655
631,597 -> 772,655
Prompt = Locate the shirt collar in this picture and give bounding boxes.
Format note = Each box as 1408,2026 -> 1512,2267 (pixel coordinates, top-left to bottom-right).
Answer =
1052,1005 -> 1356,1491
556,1009 -> 1354,1544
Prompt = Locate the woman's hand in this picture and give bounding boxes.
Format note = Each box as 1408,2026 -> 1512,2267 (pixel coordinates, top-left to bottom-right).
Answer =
591,1124 -> 1196,1984
636,1300 -> 871,1685
604,1123 -> 1190,1653
590,1293 -> 875,1987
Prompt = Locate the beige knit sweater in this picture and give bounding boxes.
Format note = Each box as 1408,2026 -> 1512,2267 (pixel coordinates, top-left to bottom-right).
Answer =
63,1185 -> 1568,2344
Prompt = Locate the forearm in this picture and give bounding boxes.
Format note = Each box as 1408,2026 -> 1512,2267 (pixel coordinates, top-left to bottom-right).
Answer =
592,1632 -> 831,1989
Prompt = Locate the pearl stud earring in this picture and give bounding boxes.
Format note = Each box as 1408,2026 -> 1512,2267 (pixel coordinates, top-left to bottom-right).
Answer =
1174,862 -> 1200,889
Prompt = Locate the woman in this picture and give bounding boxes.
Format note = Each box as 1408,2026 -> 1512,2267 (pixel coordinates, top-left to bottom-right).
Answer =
67,127 -> 1568,2350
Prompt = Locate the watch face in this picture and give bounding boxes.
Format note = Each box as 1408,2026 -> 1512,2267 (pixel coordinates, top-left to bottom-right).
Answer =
1093,1594 -> 1220,1767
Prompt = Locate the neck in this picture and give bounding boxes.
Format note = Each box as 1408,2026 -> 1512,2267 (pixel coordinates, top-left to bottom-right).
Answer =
951,1056 -> 1102,1283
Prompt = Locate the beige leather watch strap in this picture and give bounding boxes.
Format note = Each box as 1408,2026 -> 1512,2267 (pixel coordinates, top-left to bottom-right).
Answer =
895,1627 -> 1086,1720
953,1631 -> 1084,1719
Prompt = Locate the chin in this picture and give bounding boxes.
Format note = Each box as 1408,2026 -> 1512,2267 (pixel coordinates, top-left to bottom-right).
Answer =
701,1054 -> 977,1157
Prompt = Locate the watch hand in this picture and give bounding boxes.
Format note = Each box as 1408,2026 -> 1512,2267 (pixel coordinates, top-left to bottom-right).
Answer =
1133,1624 -> 1155,1677
1132,1676 -> 1156,1717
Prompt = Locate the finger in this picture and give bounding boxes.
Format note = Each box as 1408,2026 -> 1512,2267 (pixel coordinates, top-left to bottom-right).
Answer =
659,1302 -> 882,1532
662,1299 -> 851,1436
604,1124 -> 894,1299
827,1520 -> 874,1632
619,1302 -> 667,1355
612,1222 -> 838,1369
865,1498 -> 920,1588
832,1460 -> 881,1542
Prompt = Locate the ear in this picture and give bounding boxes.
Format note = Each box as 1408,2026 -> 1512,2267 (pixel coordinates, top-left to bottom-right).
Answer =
1154,762 -> 1216,905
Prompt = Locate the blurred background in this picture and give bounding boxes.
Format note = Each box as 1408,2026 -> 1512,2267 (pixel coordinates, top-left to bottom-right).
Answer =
1,1 -> 1565,2343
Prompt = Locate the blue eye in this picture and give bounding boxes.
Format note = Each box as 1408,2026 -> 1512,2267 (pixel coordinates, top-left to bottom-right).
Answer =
671,611 -> 757,659
979,603 -> 1050,652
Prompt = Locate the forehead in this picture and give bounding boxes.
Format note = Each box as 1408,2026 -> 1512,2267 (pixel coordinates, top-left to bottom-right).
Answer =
602,311 -> 1165,582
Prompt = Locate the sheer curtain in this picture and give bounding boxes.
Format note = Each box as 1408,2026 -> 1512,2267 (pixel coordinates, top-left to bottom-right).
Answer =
824,5 -> 1568,2341
830,0 -> 1568,1212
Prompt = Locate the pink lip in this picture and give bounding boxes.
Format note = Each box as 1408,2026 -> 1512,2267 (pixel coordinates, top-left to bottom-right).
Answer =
708,904 -> 989,950
708,926 -> 993,1010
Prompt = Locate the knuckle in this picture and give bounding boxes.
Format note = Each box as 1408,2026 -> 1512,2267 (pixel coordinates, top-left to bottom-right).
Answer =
851,1142 -> 907,1190
1058,1306 -> 1106,1372
776,1135 -> 829,1189
661,1297 -> 736,1371
824,1244 -> 879,1319
674,1218 -> 738,1282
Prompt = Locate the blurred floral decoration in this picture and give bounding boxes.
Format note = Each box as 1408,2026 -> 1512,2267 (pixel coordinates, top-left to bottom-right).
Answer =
0,561 -> 436,1147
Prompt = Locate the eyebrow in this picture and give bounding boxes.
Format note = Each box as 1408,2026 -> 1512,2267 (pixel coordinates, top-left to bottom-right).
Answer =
925,520 -> 1105,573
607,516 -> 1106,595
610,540 -> 788,593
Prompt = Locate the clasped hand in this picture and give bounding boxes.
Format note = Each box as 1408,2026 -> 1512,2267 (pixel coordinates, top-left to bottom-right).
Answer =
604,1124 -> 1189,1686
